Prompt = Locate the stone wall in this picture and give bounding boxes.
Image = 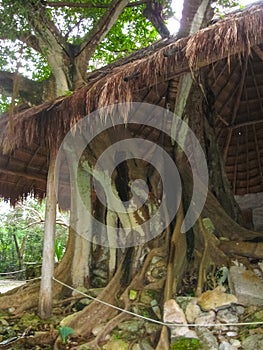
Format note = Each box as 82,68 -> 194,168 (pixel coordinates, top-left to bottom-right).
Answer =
235,192 -> 263,231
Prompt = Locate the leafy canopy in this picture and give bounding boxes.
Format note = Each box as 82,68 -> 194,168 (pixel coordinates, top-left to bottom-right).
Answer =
0,0 -> 173,111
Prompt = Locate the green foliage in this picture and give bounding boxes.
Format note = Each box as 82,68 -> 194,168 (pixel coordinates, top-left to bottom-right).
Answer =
212,0 -> 241,16
170,337 -> 200,350
0,198 -> 68,273
55,239 -> 65,262
90,6 -> 158,68
0,96 -> 12,113
58,326 -> 74,344
0,0 -> 246,109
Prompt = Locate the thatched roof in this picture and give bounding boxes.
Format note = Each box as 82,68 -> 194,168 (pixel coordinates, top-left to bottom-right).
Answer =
0,2 -> 263,204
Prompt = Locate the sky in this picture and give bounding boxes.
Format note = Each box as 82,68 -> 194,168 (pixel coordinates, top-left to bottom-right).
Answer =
168,0 -> 258,34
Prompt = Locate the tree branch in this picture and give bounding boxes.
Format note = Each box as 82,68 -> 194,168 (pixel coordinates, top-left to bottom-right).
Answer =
77,0 -> 129,59
0,33 -> 41,53
0,71 -> 53,105
143,1 -> 170,38
44,0 -> 148,9
25,1 -> 69,55
17,34 -> 42,53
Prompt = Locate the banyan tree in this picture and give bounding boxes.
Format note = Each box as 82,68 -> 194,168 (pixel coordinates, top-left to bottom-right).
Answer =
0,2 -> 263,349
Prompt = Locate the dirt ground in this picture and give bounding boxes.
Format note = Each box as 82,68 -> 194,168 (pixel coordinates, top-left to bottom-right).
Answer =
0,279 -> 26,294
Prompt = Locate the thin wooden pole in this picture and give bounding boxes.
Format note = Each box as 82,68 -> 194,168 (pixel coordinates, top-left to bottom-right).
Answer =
38,151 -> 57,319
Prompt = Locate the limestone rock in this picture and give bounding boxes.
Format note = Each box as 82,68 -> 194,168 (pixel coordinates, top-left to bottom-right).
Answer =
228,266 -> 263,306
163,299 -> 187,324
219,341 -> 237,350
216,309 -> 239,324
195,310 -> 216,325
118,319 -> 144,333
196,327 -> 218,350
176,296 -> 196,312
197,286 -> 237,311
241,334 -> 263,350
185,298 -> 202,323
229,339 -> 241,348
163,299 -> 193,337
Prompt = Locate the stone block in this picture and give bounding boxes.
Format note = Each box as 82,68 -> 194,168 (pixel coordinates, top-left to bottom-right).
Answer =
228,266 -> 263,307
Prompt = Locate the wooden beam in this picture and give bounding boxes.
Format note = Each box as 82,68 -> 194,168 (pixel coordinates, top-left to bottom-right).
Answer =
0,168 -> 46,182
229,118 -> 263,129
223,57 -> 248,161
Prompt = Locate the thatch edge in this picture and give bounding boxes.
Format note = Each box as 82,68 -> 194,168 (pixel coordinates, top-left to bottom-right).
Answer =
0,3 -> 262,153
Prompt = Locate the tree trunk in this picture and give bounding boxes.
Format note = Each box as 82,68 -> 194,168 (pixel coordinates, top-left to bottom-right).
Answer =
12,233 -> 23,270
63,134 -> 92,289
38,150 -> 57,319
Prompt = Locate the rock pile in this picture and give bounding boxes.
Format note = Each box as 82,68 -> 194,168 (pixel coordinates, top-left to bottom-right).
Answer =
98,263 -> 263,349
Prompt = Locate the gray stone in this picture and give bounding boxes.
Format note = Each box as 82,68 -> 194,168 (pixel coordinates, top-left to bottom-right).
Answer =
253,207 -> 263,231
150,299 -> 161,319
163,299 -> 189,337
118,320 -> 144,333
176,296 -> 195,312
219,341 -> 237,350
226,331 -> 238,337
144,322 -> 161,335
229,339 -> 241,348
216,309 -> 239,324
235,192 -> 263,210
241,334 -> 263,350
185,298 -> 202,323
228,266 -> 263,306
218,335 -> 227,343
195,310 -> 216,325
197,327 -> 218,350
163,299 -> 187,324
184,330 -> 199,339
233,305 -> 245,315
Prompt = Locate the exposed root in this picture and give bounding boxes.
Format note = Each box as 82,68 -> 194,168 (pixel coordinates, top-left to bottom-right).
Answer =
203,189 -> 263,241
0,329 -> 58,349
156,326 -> 170,350
156,204 -> 184,350
0,280 -> 40,315
78,312 -> 132,350
195,217 -> 209,296
2,180 -> 262,350
219,241 -> 263,259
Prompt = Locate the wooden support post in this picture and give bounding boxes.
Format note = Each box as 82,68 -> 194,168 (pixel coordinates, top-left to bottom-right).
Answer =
38,151 -> 57,319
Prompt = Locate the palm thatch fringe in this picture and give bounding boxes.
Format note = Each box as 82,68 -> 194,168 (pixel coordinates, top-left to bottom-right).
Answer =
0,3 -> 262,154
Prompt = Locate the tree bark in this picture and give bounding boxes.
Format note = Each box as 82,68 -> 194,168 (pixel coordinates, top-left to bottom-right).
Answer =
38,150 -> 57,319
0,71 -> 55,105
